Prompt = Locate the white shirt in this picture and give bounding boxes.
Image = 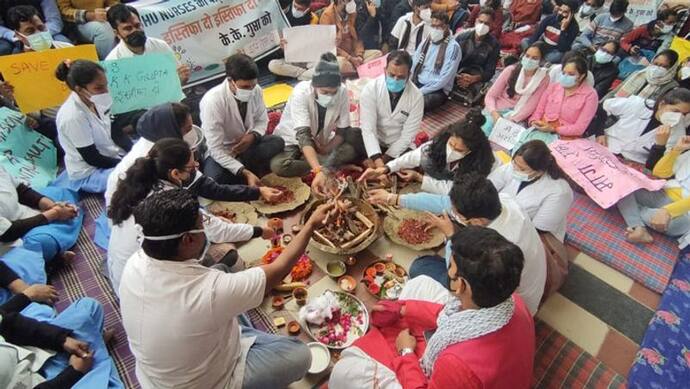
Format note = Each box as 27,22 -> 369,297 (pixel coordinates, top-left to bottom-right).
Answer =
105,37 -> 176,61
119,250 -> 266,389
359,75 -> 423,158
0,167 -> 40,253
55,92 -> 123,180
489,163 -> 574,241
199,79 -> 268,174
390,12 -> 429,55
273,81 -> 350,147
105,138 -> 155,208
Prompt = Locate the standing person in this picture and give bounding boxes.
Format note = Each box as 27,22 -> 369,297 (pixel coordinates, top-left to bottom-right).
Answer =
54,60 -> 125,193
329,227 -> 534,389
271,53 -> 353,177
105,4 -> 190,84
522,0 -> 579,64
389,0 -> 432,56
572,0 -> 633,54
0,0 -> 71,44
410,11 -> 462,111
120,189 -> 333,388
200,54 -> 285,186
268,0 -> 319,81
590,40 -> 620,98
319,0 -> 382,75
56,0 -> 118,59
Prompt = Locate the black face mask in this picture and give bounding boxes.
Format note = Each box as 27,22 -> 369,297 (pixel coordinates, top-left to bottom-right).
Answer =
125,30 -> 147,48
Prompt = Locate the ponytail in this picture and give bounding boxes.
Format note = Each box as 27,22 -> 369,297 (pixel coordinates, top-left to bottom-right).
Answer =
513,140 -> 564,180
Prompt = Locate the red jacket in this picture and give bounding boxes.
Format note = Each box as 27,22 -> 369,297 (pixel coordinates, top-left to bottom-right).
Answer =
620,23 -> 663,53
352,295 -> 535,389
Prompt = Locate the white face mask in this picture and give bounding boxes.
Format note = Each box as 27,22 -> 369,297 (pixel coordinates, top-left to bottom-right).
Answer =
292,3 -> 308,18
233,84 -> 254,102
660,111 -> 683,127
446,142 -> 466,163
680,65 -> 690,80
475,22 -> 490,37
345,1 -> 357,14
183,128 -> 198,149
646,65 -> 667,80
316,93 -> 334,107
429,27 -> 445,43
419,8 -> 432,23
580,4 -> 593,16
610,15 -> 622,22
659,23 -> 673,34
479,0 -> 488,6
511,164 -> 533,182
137,225 -> 210,262
89,92 -> 113,114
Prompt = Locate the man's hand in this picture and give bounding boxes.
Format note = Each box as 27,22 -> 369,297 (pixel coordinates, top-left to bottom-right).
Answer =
63,337 -> 90,358
655,125 -> 671,146
177,64 -> 191,84
22,284 -> 58,304
306,203 -> 334,228
350,56 -> 364,67
259,186 -> 283,202
560,13 -> 572,30
673,136 -> 690,153
358,167 -> 388,183
397,169 -> 422,182
243,170 -> 261,187
231,133 -> 256,156
87,8 -> 107,22
596,135 -> 607,147
366,0 -> 376,16
311,171 -> 330,197
425,212 -> 454,238
261,227 -> 275,240
69,353 -> 93,373
395,329 -> 417,353
367,188 -> 393,205
650,208 -> 671,232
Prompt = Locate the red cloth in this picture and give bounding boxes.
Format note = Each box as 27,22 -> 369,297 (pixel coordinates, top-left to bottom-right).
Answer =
620,25 -> 652,53
509,0 -> 542,26
414,132 -> 430,147
467,6 -> 504,40
352,296 -> 535,389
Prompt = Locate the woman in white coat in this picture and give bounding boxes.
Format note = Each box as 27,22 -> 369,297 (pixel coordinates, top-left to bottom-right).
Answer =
106,139 -> 272,295
489,140 -> 574,241
595,88 -> 690,164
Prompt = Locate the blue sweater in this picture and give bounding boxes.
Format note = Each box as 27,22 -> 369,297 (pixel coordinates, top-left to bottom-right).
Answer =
411,38 -> 462,95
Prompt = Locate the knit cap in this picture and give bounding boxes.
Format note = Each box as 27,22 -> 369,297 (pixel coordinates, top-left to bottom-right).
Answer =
312,53 -> 341,88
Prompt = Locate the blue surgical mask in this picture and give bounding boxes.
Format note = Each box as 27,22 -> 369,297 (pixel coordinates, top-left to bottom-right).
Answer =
511,164 -> 533,182
385,76 -> 406,93
521,57 -> 540,71
559,73 -> 578,88
646,65 -> 667,80
594,49 -> 613,64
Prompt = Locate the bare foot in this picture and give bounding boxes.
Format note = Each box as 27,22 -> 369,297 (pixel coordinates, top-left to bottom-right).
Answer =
103,329 -> 117,346
625,227 -> 654,244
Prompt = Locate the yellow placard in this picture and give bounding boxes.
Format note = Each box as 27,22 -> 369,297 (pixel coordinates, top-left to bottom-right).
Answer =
0,45 -> 98,113
495,150 -> 512,165
670,37 -> 690,64
263,83 -> 293,108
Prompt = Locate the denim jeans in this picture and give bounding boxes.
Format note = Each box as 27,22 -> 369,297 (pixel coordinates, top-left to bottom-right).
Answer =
76,21 -> 115,59
617,189 -> 690,237
409,255 -> 450,289
241,326 -> 311,389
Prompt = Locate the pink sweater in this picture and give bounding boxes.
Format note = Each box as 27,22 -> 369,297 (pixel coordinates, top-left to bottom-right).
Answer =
484,65 -> 550,123
529,81 -> 598,137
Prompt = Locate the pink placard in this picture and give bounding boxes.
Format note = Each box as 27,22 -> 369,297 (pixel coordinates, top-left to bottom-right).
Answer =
356,54 -> 388,79
549,139 -> 666,209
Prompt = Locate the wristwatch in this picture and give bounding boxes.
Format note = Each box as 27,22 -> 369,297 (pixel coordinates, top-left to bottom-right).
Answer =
399,347 -> 415,357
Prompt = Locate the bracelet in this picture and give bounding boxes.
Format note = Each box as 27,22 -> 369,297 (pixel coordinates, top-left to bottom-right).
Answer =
399,347 -> 414,356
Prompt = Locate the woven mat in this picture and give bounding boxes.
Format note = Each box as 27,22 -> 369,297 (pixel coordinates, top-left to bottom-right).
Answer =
566,193 -> 679,294
420,99 -> 470,138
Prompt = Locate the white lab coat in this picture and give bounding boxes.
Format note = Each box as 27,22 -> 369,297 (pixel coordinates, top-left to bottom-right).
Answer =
0,167 -> 40,253
602,96 -> 687,163
199,79 -> 268,174
359,75 -> 424,158
105,137 -> 155,208
489,163 -> 574,241
273,81 -> 350,148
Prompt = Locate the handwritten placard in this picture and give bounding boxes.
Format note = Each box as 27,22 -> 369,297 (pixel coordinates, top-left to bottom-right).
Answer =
0,108 -> 57,187
0,45 -> 98,113
357,55 -> 388,79
625,0 -> 657,26
489,118 -> 527,150
549,139 -> 666,209
101,53 -> 185,115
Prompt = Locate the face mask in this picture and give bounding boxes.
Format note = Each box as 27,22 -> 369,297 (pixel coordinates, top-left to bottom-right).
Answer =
183,128 -> 198,148
475,22 -> 490,37
345,1 -> 357,14
180,168 -> 197,188
292,3 -> 308,18
89,92 -> 113,113
659,23 -> 673,34
660,111 -> 683,127
232,83 -> 254,102
372,0 -> 381,6
479,0 -> 488,6
386,76 -> 406,93
580,4 -> 593,16
594,49 -> 614,64
446,142 -> 466,163
610,15 -> 622,22
521,57 -> 540,71
419,8 -> 432,22
137,225 -> 209,261
559,73 -> 578,88
316,93 -> 334,107
681,66 -> 690,80
125,30 -> 147,48
24,30 -> 53,51
511,164 -> 533,182
429,28 -> 445,43
646,65 -> 667,80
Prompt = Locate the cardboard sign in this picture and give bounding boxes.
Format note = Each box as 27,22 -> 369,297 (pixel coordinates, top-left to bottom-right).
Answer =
0,45 -> 98,113
357,55 -> 388,79
101,53 -> 185,115
283,25 -> 336,63
0,108 -> 57,187
549,139 -> 666,209
489,118 -> 527,150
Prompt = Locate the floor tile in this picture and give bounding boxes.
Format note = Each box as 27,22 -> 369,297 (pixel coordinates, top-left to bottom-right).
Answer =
597,330 -> 639,377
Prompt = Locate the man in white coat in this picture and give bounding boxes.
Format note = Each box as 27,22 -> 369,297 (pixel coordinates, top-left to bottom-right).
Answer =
200,54 -> 285,186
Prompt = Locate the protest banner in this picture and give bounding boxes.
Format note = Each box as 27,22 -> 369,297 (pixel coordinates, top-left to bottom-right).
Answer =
284,25 -> 336,63
133,0 -> 289,85
0,45 -> 98,113
489,118 -> 527,150
357,55 -> 388,79
549,139 -> 666,209
101,53 -> 185,115
0,108 -> 57,187
625,0 -> 657,26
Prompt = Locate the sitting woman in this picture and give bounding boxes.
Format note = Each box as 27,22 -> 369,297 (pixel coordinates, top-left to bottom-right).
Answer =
489,140 -> 574,241
0,166 -> 81,267
590,40 -> 620,99
616,135 -> 690,244
595,88 -> 690,163
606,49 -> 679,101
329,226 -> 534,389
521,55 -> 597,147
358,109 -> 496,194
54,60 -> 125,193
483,42 -> 550,135
678,57 -> 690,90
107,138 -> 272,294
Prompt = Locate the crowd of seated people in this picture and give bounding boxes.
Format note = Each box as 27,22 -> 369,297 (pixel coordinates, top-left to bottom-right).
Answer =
0,0 -> 688,387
